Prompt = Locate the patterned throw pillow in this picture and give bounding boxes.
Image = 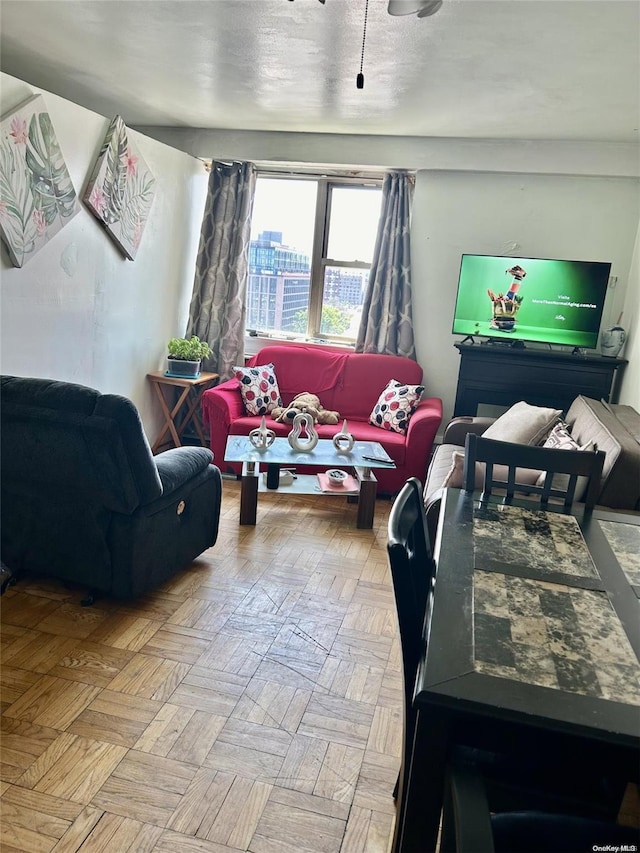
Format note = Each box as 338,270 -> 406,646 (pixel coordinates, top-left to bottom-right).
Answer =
233,363 -> 282,416
535,421 -> 596,498
369,380 -> 424,434
540,421 -> 593,451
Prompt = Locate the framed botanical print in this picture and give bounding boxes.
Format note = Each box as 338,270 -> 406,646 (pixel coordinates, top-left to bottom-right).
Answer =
0,94 -> 80,268
83,115 -> 156,260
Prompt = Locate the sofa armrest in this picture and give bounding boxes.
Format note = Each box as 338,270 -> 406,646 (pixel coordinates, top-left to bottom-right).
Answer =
406,397 -> 444,445
201,378 -> 245,429
443,416 -> 496,446
403,397 -> 444,484
201,378 -> 246,466
154,446 -> 214,496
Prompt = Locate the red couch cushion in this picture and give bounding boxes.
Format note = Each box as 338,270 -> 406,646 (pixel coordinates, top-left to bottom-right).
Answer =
247,345 -> 348,411
339,353 -> 423,419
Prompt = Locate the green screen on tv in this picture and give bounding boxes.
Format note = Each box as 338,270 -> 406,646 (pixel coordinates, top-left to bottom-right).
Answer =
451,255 -> 611,348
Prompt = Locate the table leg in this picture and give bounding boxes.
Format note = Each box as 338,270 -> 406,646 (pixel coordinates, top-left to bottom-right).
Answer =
240,462 -> 259,525
176,388 -> 208,445
151,383 -> 190,452
356,467 -> 377,529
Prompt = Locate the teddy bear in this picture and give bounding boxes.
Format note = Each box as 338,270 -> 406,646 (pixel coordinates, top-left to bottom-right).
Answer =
271,392 -> 340,425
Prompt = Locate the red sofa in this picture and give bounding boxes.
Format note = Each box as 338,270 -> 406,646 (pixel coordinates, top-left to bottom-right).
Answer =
201,343 -> 442,495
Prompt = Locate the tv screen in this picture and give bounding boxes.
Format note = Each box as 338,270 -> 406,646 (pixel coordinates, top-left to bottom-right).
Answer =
452,254 -> 611,348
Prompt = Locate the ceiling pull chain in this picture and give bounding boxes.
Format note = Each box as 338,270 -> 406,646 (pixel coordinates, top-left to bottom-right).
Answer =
357,0 -> 369,89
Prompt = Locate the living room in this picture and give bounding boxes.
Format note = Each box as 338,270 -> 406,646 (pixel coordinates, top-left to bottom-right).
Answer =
1,2 -> 640,851
1,2 -> 639,436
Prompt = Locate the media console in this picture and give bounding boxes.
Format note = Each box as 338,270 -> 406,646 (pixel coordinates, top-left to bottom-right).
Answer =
453,342 -> 627,417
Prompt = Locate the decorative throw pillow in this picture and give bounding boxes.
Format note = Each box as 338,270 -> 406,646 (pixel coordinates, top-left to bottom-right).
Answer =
443,450 -> 466,489
369,380 -> 424,434
540,421 -> 594,452
443,450 -> 541,491
482,401 -> 562,446
233,363 -> 282,416
535,421 -> 595,499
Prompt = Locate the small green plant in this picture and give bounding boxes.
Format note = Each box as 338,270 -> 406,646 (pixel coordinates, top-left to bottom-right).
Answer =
167,335 -> 212,361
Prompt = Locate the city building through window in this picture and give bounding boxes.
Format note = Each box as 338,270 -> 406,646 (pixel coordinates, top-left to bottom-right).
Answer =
247,175 -> 383,342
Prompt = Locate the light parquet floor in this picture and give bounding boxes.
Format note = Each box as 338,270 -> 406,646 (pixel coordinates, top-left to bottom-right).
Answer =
0,479 -> 401,853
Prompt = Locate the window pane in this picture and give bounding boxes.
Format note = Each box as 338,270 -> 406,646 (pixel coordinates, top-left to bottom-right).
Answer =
327,187 -> 382,263
247,178 -> 316,333
320,265 -> 369,338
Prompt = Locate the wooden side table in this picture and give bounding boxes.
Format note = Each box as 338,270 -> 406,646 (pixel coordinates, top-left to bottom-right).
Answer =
147,371 -> 219,454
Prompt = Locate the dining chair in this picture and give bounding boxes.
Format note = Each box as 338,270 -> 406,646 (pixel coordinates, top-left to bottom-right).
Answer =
440,757 -> 639,853
463,433 -> 606,510
387,477 -> 437,811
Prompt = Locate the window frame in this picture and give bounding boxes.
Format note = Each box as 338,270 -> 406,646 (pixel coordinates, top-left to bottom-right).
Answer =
251,171 -> 383,344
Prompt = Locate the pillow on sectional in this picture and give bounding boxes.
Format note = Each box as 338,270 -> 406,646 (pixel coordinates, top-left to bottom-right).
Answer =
369,379 -> 424,434
443,450 -> 541,491
482,401 -> 562,446
540,420 -> 594,451
233,363 -> 282,416
534,421 -> 595,500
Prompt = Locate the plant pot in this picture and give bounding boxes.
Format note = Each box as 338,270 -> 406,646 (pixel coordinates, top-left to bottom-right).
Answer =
166,357 -> 201,378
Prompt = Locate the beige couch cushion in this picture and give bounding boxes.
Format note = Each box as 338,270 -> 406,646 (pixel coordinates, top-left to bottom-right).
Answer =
566,396 -> 639,510
443,449 -> 541,491
482,401 -> 561,445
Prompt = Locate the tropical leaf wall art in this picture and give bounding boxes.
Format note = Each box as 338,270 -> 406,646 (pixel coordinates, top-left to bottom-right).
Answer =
83,116 -> 156,260
0,94 -> 80,268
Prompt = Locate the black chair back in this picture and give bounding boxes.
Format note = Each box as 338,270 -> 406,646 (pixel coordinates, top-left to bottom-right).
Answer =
464,433 -> 605,511
387,477 -> 437,816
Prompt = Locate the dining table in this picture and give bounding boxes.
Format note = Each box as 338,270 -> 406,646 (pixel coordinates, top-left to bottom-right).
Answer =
393,488 -> 640,853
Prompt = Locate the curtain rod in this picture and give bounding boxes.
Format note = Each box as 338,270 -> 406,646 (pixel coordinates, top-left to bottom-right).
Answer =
201,159 -> 415,181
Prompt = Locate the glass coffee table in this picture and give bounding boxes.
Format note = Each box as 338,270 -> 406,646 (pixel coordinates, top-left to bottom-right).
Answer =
224,435 -> 396,529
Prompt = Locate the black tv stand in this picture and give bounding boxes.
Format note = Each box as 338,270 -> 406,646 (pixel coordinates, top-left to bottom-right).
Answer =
453,342 -> 627,416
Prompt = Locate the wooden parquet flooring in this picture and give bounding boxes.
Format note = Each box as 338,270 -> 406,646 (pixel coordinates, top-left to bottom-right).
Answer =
0,479 -> 400,853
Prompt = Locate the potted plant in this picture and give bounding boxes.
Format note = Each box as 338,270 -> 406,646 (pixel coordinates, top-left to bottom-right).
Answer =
166,335 -> 212,378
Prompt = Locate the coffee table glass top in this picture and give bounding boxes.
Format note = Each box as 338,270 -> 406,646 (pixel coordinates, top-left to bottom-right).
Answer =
224,436 -> 396,468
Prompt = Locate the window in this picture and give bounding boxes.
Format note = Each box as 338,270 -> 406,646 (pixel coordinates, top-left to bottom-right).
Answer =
247,174 -> 382,342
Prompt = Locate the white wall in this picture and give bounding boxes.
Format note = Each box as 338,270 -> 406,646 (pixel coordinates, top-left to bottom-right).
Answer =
619,221 -> 640,411
0,74 -> 208,441
411,171 -> 640,422
141,127 -> 640,179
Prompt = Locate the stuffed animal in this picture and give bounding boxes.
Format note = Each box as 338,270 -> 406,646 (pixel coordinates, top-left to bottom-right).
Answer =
271,392 -> 340,425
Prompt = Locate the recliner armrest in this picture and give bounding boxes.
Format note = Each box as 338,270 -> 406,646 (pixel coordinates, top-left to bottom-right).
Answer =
443,416 -> 496,446
154,446 -> 214,496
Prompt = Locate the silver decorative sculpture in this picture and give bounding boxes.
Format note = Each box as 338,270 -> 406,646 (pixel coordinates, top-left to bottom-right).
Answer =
287,413 -> 319,452
332,419 -> 355,453
248,415 -> 276,451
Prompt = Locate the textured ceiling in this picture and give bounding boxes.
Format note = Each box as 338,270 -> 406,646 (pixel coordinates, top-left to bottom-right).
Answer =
1,0 -> 639,142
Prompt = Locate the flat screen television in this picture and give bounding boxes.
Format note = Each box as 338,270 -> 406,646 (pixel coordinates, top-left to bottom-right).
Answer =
451,254 -> 611,349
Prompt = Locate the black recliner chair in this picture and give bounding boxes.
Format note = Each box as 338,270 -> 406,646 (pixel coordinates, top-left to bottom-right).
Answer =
1,375 -> 222,599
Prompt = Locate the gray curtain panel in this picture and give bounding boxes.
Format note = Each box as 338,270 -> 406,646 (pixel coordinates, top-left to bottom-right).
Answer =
187,161 -> 257,380
356,171 -> 416,359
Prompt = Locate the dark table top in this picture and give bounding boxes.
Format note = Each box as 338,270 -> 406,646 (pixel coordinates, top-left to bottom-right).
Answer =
417,490 -> 640,746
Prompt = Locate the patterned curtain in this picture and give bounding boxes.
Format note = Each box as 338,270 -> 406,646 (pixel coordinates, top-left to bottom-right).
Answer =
187,161 -> 256,380
355,171 -> 416,359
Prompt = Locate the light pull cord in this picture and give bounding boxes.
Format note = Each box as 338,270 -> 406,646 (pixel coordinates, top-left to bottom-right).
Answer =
357,0 -> 369,88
